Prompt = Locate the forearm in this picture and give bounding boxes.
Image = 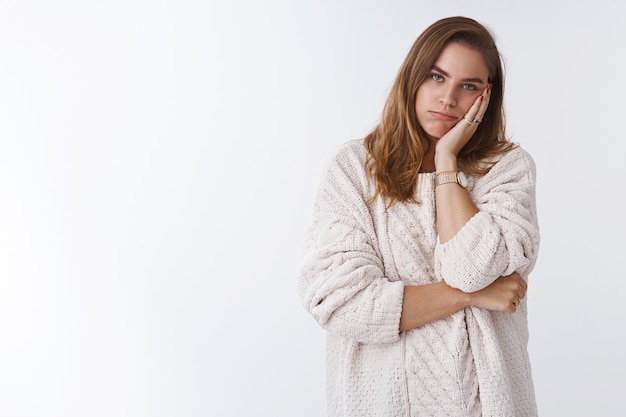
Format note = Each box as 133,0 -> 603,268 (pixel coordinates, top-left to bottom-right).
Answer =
434,149 -> 540,291
399,282 -> 471,332
400,273 -> 528,332
435,152 -> 478,243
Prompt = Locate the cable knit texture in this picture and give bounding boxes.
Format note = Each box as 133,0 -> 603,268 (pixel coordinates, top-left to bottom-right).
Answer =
299,139 -> 540,417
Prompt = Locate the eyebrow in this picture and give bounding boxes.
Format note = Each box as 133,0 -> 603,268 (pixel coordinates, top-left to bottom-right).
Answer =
432,65 -> 486,84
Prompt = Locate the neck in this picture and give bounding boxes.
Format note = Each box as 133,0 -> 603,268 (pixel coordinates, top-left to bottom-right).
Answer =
419,138 -> 437,173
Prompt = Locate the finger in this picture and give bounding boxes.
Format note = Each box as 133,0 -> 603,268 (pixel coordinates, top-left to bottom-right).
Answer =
471,84 -> 492,124
520,278 -> 528,291
462,94 -> 485,126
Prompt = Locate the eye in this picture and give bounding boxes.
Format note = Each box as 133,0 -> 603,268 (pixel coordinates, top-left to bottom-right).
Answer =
431,73 -> 443,82
462,84 -> 477,91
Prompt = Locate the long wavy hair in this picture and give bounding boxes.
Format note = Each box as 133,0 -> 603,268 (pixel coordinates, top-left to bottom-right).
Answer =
364,16 -> 515,205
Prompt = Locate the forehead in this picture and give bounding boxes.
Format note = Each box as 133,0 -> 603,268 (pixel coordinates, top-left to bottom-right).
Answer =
434,42 -> 489,78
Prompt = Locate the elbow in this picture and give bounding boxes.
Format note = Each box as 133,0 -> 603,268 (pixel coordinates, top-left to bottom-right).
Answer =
299,276 -> 405,344
299,278 -> 331,326
303,293 -> 333,327
445,275 -> 491,293
441,255 -> 508,293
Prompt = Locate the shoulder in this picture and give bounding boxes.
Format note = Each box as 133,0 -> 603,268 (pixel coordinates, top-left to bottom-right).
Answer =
315,139 -> 372,201
502,144 -> 535,169
498,144 -> 536,181
324,139 -> 367,169
481,143 -> 537,182
469,143 -> 537,195
320,139 -> 369,183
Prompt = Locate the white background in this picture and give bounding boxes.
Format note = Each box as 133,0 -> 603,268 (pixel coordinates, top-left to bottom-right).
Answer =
0,0 -> 624,416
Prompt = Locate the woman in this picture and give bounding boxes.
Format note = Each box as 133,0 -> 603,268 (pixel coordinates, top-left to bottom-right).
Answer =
298,16 -> 540,417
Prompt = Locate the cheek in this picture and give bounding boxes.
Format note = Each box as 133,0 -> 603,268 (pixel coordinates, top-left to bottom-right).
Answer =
460,94 -> 481,112
414,88 -> 430,111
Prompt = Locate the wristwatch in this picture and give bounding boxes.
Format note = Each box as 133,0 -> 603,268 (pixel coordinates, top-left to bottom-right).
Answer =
434,171 -> 468,188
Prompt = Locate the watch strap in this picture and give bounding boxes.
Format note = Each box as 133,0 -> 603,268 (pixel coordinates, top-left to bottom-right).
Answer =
434,171 -> 460,187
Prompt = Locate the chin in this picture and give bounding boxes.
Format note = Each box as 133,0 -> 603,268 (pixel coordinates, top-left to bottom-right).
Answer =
423,127 -> 447,140
421,120 -> 454,138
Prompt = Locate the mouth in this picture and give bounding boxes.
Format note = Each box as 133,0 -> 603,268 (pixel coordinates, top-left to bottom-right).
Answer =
429,111 -> 458,122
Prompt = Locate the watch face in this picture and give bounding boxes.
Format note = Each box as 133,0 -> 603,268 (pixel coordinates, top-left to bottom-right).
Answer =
458,172 -> 468,188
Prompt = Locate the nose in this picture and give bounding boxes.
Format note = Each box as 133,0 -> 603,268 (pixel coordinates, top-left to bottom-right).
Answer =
439,85 -> 457,107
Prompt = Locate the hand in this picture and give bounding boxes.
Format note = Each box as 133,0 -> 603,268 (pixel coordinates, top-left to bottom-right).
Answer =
435,84 -> 492,166
469,272 -> 527,313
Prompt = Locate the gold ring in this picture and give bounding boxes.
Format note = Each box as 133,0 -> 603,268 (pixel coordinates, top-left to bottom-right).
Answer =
463,117 -> 473,125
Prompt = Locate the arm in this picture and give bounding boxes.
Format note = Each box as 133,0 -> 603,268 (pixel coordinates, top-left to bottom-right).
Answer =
434,149 -> 540,292
399,272 -> 527,332
434,155 -> 478,243
433,86 -> 489,243
432,88 -> 540,292
399,282 -> 469,331
299,145 -> 405,344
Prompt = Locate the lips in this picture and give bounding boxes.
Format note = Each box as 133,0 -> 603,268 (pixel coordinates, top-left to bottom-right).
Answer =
429,111 -> 458,122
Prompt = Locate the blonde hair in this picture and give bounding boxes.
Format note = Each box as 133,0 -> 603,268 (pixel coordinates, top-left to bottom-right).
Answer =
364,16 -> 515,205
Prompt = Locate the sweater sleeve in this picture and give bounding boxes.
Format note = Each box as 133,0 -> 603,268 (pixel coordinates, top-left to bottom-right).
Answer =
298,144 -> 405,344
434,146 -> 540,292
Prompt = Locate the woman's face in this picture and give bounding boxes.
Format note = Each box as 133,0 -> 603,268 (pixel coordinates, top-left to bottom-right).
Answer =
415,42 -> 490,140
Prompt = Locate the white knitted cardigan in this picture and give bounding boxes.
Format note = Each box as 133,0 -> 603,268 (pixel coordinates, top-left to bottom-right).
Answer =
299,139 -> 540,417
